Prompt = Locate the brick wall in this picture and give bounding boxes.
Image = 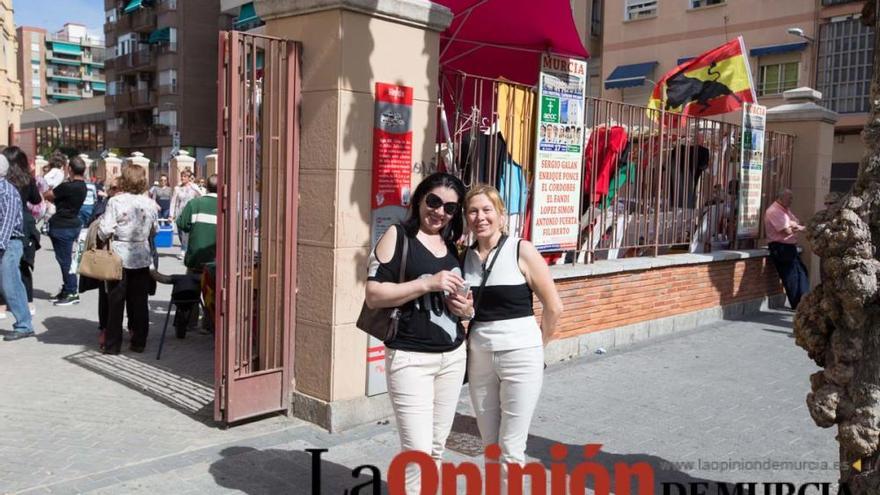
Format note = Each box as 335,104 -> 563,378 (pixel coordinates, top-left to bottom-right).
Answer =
536,257 -> 784,339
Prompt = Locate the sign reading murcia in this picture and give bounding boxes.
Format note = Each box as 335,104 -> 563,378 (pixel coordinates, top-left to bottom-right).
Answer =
737,103 -> 766,238
531,54 -> 587,252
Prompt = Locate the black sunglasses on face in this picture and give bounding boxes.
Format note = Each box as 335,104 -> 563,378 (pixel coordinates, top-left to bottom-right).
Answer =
425,193 -> 459,215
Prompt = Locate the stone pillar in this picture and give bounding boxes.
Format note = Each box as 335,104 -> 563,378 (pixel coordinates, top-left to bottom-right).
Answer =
170,150 -> 196,187
256,0 -> 451,430
34,155 -> 47,177
766,87 -> 839,288
126,151 -> 151,173
78,154 -> 94,181
205,148 -> 218,178
101,152 -> 123,185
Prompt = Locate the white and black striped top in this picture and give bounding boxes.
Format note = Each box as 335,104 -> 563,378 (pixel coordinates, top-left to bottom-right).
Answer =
463,236 -> 543,351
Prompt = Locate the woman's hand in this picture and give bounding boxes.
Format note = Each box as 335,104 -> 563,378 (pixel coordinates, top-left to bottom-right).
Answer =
424,270 -> 464,295
445,291 -> 473,319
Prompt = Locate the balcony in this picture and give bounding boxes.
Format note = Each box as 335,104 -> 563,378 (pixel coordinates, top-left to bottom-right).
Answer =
46,67 -> 82,82
131,89 -> 157,108
130,7 -> 157,33
114,48 -> 154,74
46,87 -> 83,100
158,83 -> 178,96
46,51 -> 82,66
82,72 -> 105,83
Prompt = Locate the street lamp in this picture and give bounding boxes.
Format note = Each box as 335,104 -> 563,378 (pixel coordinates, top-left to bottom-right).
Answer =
787,27 -> 815,43
37,106 -> 64,149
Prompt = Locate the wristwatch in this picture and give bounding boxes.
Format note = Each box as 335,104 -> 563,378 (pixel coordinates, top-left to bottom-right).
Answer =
461,307 -> 476,321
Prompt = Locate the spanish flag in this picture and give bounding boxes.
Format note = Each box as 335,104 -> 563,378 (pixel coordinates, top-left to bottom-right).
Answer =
648,36 -> 756,119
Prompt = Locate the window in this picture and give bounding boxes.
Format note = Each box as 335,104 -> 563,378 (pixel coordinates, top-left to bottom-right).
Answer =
591,0 -> 602,37
158,69 -> 177,87
690,0 -> 724,8
758,62 -> 799,96
32,97 -> 41,107
816,16 -> 874,113
625,0 -> 656,21
830,162 -> 858,193
105,9 -> 117,24
106,117 -> 122,132
158,110 -> 177,127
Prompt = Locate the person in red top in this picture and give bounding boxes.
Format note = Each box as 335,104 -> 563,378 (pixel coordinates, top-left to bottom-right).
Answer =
763,188 -> 809,309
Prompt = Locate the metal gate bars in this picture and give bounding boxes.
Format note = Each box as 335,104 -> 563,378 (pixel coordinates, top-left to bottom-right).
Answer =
214,31 -> 301,424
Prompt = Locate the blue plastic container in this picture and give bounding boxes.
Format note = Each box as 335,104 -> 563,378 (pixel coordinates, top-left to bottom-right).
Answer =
155,222 -> 174,248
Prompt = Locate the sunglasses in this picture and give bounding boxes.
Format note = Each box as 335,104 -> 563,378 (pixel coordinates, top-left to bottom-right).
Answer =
425,193 -> 459,216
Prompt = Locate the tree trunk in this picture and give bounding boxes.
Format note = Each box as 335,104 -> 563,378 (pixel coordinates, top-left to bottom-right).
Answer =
793,1 -> 880,492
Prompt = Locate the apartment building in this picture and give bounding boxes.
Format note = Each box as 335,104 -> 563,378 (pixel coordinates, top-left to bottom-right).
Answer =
104,0 -> 223,178
16,24 -> 107,109
601,0 -> 872,194
0,0 -> 21,145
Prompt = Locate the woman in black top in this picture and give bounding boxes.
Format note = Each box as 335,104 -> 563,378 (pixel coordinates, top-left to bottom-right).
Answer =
365,172 -> 474,495
0,147 -> 41,316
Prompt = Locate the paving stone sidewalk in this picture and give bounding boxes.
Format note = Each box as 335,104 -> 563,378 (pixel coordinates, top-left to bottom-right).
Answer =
0,243 -> 839,494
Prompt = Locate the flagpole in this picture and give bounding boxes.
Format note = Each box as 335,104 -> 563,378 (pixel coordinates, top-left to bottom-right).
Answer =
653,83 -> 668,257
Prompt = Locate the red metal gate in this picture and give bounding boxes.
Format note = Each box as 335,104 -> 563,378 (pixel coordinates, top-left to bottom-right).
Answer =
215,31 -> 301,424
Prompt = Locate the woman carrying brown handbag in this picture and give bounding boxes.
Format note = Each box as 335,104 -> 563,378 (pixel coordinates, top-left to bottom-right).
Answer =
97,166 -> 159,354
364,172 -> 473,495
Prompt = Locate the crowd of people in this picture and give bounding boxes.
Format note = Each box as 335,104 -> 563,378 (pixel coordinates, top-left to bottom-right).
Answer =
0,147 -> 218,354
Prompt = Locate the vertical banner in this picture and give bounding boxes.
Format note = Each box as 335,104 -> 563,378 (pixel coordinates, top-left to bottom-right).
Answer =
367,83 -> 413,396
531,55 -> 587,252
737,103 -> 766,238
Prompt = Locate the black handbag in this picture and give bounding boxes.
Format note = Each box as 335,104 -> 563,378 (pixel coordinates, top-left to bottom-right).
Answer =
356,233 -> 409,342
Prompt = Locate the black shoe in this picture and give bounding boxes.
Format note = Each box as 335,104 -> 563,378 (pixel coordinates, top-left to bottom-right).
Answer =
4,331 -> 35,341
129,344 -> 145,353
101,347 -> 120,355
48,290 -> 64,302
54,293 -> 80,306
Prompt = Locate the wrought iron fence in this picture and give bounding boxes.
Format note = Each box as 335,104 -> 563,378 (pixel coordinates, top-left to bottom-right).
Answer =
437,73 -> 794,265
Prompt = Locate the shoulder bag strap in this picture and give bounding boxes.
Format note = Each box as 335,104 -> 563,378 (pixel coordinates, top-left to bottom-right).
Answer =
472,235 -> 508,320
398,229 -> 409,284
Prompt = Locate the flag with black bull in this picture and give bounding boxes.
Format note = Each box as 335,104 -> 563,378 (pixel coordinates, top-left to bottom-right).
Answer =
648,36 -> 757,119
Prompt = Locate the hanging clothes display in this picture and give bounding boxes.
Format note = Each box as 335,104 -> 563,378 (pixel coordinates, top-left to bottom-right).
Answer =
667,144 -> 710,208
583,126 -> 628,207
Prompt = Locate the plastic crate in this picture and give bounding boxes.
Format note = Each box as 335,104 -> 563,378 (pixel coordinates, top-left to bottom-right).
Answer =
155,221 -> 174,248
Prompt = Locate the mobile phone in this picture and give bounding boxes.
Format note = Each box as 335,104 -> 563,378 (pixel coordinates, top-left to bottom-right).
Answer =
458,281 -> 471,296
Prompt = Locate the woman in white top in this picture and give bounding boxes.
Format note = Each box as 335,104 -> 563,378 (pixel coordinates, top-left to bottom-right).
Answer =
98,165 -> 159,354
462,184 -> 563,493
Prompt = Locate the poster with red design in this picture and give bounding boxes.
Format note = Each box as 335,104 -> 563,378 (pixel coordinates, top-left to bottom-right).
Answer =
367,83 -> 413,397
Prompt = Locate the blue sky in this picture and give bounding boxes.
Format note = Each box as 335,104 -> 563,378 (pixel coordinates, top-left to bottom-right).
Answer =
13,0 -> 104,34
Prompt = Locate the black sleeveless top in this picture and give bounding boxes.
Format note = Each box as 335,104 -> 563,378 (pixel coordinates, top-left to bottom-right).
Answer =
367,225 -> 465,352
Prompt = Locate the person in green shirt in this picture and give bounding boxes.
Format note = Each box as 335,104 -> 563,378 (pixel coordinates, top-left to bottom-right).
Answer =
174,174 -> 218,336
176,175 -> 217,273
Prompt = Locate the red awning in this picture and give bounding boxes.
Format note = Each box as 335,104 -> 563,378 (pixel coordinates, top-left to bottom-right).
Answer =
436,0 -> 590,86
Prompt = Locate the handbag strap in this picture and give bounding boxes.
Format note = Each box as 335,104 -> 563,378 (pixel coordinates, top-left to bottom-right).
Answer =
397,226 -> 409,284
472,235 -> 508,320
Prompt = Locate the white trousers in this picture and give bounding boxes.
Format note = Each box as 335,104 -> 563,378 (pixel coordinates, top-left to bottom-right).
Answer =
468,345 -> 544,494
386,344 -> 467,495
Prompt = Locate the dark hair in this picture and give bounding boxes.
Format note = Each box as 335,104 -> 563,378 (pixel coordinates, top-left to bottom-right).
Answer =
206,174 -> 218,193
2,146 -> 32,190
69,156 -> 87,175
401,172 -> 465,243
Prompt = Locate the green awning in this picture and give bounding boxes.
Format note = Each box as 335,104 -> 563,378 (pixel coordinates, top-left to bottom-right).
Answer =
233,2 -> 261,29
148,27 -> 171,44
93,82 -> 107,91
51,41 -> 82,56
123,0 -> 143,14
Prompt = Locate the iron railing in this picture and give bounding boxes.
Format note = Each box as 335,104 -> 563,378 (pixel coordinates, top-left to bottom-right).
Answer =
438,73 -> 795,265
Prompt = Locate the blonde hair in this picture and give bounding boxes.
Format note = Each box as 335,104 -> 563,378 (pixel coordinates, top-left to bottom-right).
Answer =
464,184 -> 508,235
119,165 -> 148,194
